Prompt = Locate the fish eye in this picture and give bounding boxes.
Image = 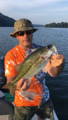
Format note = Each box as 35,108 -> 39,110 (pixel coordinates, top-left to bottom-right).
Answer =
40,56 -> 45,60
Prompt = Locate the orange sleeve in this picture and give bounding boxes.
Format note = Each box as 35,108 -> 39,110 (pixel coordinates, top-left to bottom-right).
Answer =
5,51 -> 18,79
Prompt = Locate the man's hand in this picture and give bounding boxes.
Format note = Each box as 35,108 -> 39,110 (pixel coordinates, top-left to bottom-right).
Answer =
43,54 -> 64,77
50,54 -> 64,67
16,78 -> 30,91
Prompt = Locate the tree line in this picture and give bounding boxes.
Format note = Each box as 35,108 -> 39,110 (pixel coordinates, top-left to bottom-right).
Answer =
45,22 -> 68,28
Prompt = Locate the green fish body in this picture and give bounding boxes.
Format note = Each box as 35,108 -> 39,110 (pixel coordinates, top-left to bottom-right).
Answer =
7,44 -> 57,89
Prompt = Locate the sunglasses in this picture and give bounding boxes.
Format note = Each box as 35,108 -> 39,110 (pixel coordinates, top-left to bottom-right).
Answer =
17,31 -> 33,36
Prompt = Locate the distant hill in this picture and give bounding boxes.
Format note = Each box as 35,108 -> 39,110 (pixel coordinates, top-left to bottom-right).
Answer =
45,22 -> 68,28
0,13 -> 15,27
0,13 -> 44,27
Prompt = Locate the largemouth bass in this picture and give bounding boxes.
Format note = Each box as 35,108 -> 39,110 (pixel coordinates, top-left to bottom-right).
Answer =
6,44 -> 57,89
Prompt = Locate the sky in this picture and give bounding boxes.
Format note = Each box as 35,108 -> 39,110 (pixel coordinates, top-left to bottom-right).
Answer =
0,0 -> 68,25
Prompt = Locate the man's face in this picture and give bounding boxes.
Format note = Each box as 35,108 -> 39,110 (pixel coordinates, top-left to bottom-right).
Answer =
16,31 -> 33,49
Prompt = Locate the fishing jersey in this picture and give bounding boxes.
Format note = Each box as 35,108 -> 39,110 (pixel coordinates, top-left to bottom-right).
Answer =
5,44 -> 50,106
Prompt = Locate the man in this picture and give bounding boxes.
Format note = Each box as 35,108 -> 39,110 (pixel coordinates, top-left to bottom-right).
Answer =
4,18 -> 64,120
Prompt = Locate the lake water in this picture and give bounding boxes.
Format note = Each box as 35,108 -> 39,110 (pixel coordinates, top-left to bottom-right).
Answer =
0,27 -> 68,120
